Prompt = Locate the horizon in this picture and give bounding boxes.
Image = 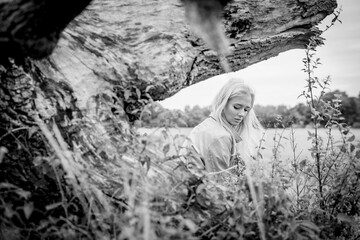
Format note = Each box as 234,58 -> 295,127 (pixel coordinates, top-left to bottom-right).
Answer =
158,87 -> 355,111
160,0 -> 360,110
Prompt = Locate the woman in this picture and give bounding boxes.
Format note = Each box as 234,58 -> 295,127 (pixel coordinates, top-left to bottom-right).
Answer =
183,77 -> 263,176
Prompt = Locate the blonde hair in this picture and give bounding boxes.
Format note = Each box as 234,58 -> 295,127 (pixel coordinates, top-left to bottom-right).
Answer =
211,77 -> 263,159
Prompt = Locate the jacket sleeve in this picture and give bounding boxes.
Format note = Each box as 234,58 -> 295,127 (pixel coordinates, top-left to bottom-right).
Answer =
203,136 -> 232,172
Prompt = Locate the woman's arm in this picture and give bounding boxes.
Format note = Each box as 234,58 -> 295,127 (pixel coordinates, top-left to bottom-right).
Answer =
203,136 -> 232,172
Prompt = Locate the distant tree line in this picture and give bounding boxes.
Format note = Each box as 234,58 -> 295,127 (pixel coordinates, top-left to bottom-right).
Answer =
140,90 -> 360,128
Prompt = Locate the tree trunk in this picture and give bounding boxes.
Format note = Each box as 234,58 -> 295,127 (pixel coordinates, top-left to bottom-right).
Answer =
0,0 -> 337,237
5,0 -> 336,119
0,0 -> 92,58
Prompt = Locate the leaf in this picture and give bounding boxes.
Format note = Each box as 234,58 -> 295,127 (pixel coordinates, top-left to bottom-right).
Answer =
196,183 -> 206,194
299,159 -> 307,170
228,217 -> 235,226
23,203 -> 34,219
124,89 -> 131,100
145,156 -> 151,172
27,126 -> 39,139
142,108 -> 152,116
301,221 -> 320,232
131,109 -> 140,114
145,85 -> 154,92
140,155 -> 152,172
134,120 -> 142,128
337,213 -> 354,224
0,182 -> 17,189
15,189 -> 31,199
347,135 -> 355,142
163,144 -> 170,155
340,145 -> 347,153
135,88 -> 141,99
350,144 -> 355,153
161,130 -> 169,139
0,146 -> 8,164
182,218 -> 198,232
310,107 -> 319,116
355,150 -> 360,159
4,204 -> 15,218
46,202 -> 63,211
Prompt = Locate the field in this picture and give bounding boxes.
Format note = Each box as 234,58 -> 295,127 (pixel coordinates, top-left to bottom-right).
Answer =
138,127 -> 360,162
137,126 -> 360,186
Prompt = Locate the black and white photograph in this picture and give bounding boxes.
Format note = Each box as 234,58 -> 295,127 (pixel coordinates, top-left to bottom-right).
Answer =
1,0 -> 359,239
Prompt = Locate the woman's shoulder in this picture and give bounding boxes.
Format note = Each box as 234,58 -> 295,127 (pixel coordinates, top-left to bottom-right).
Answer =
191,117 -> 230,139
187,117 -> 233,154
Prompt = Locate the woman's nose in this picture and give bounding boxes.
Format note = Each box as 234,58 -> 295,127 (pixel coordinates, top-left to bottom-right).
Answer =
237,109 -> 245,116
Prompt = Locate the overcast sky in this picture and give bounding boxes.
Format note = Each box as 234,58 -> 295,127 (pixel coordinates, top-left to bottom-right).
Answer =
160,0 -> 360,110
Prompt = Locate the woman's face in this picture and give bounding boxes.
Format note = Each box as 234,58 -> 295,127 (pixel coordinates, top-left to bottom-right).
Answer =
223,93 -> 252,126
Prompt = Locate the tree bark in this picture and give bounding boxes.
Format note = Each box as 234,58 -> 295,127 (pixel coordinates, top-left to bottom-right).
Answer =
0,0 -> 92,58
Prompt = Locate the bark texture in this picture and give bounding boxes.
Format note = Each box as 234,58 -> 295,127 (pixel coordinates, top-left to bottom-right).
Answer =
1,0 -> 337,116
0,0 -> 92,58
38,0 -> 337,106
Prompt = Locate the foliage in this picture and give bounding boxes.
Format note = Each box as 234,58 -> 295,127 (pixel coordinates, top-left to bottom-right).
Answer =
140,103 -> 211,128
268,24 -> 360,239
139,95 -> 360,129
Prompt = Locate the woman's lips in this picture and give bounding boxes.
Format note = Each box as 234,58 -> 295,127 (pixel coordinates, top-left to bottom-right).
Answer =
234,118 -> 243,123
